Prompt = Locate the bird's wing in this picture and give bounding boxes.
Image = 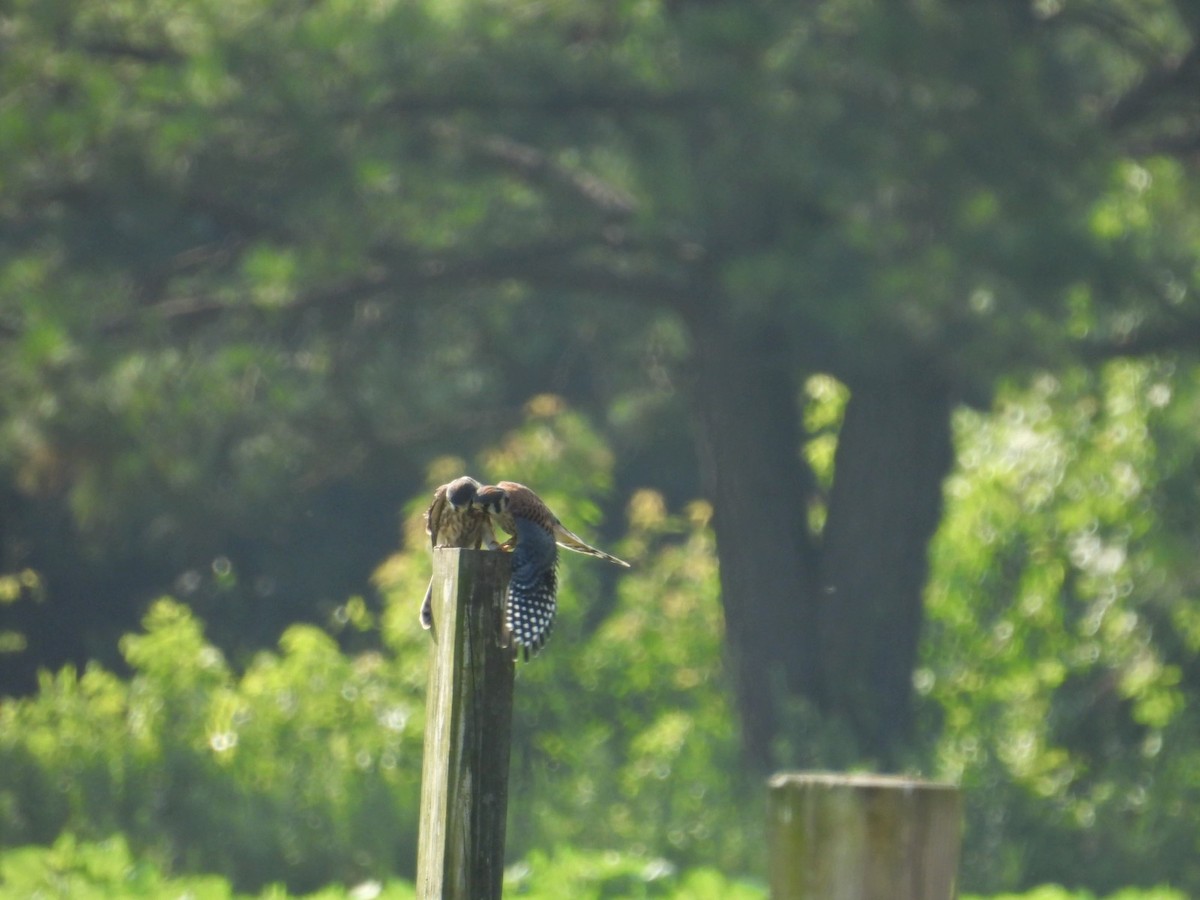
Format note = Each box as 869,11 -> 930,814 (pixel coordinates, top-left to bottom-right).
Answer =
425,484 -> 448,548
505,517 -> 559,660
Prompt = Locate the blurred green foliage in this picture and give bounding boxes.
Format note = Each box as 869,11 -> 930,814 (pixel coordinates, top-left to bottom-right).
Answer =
2,394 -> 1199,896
924,360 -> 1200,892
0,406 -> 756,893
0,833 -> 416,899
0,834 -> 1184,899
4,3 -> 1200,892
961,890 -> 1186,900
0,596 -> 425,892
502,847 -> 765,900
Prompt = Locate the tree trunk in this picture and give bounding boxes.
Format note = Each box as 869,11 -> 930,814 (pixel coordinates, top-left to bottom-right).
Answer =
691,317 -> 823,770
819,372 -> 954,763
691,310 -> 955,768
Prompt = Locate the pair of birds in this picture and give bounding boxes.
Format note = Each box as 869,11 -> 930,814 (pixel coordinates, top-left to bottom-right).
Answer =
421,476 -> 630,659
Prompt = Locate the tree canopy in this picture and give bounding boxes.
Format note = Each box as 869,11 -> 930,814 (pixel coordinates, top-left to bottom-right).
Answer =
4,0 -> 1200,892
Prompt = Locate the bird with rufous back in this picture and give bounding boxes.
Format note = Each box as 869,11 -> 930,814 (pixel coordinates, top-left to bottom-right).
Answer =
474,480 -> 629,659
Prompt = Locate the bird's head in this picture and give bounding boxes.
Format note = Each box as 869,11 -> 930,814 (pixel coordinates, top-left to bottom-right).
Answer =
445,476 -> 482,511
474,484 -> 510,515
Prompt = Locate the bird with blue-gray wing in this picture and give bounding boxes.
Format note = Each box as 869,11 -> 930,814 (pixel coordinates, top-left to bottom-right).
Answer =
475,481 -> 630,659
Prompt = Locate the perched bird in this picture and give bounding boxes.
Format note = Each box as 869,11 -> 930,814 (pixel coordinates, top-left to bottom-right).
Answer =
419,475 -> 498,629
475,481 -> 630,659
481,482 -> 631,567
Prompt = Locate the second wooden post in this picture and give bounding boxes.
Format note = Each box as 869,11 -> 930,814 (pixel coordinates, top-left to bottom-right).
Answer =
416,548 -> 514,900
768,772 -> 961,900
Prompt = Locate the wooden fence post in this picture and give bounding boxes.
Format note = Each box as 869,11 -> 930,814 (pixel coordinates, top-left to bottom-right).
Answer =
767,772 -> 961,900
416,548 -> 514,900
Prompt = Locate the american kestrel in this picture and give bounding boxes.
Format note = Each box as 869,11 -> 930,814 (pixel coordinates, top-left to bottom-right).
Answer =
419,475 -> 499,629
475,481 -> 629,658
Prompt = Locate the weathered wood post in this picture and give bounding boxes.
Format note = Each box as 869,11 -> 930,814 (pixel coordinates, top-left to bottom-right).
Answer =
767,772 -> 961,900
416,548 -> 514,900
